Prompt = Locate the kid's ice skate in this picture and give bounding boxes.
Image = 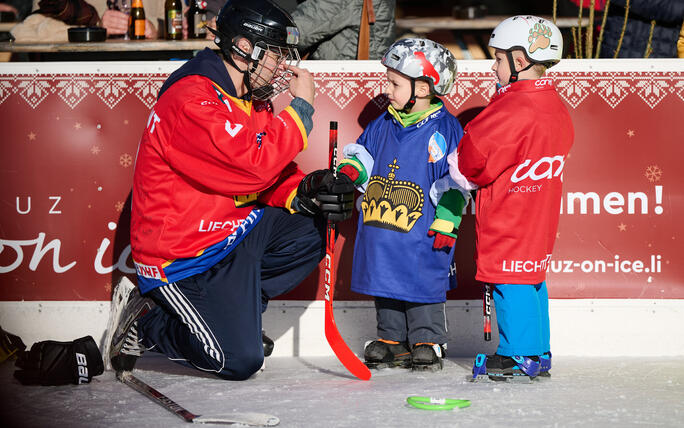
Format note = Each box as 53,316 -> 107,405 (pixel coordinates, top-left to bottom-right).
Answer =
538,351 -> 552,378
411,343 -> 445,372
363,339 -> 411,369
470,353 -> 540,383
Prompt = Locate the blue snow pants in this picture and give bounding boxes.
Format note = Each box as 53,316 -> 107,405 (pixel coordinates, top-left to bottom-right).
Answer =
492,282 -> 550,357
138,207 -> 325,380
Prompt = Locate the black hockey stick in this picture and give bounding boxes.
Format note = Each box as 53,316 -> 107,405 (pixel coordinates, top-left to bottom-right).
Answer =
483,284 -> 492,341
117,371 -> 279,426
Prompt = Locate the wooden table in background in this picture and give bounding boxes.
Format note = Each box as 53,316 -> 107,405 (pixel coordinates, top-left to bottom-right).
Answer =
0,39 -> 216,53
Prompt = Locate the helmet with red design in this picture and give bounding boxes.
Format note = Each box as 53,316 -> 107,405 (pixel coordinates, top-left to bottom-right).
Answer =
381,38 -> 457,97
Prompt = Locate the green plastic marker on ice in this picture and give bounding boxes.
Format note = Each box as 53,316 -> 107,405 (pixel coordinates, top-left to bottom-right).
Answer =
406,396 -> 471,411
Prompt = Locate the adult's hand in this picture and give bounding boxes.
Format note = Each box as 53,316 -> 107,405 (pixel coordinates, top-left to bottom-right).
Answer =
100,9 -> 128,36
287,65 -> 315,106
205,16 -> 216,40
100,10 -> 157,39
144,18 -> 157,39
0,4 -> 18,16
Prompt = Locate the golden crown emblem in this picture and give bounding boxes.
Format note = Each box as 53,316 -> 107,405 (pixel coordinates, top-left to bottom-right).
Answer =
361,159 -> 424,233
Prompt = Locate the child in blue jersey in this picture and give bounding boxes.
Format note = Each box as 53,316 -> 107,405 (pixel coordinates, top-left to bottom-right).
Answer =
337,38 -> 467,371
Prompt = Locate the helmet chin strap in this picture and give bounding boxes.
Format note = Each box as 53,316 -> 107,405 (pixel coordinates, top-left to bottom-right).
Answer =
505,50 -> 535,85
219,42 -> 255,100
402,79 -> 417,112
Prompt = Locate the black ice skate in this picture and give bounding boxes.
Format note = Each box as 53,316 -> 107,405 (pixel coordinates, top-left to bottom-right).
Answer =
411,343 -> 445,372
103,277 -> 155,372
263,331 -> 274,357
470,354 -> 540,383
363,339 -> 411,369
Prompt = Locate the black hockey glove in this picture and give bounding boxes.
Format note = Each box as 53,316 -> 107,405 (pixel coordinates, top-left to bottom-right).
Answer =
0,327 -> 26,364
293,169 -> 355,222
14,335 -> 104,386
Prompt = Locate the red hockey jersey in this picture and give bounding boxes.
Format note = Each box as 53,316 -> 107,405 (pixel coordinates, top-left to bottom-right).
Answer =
131,75 -> 308,293
456,78 -> 574,284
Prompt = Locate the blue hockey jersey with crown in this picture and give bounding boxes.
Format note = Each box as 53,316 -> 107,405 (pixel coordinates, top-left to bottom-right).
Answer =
347,103 -> 464,303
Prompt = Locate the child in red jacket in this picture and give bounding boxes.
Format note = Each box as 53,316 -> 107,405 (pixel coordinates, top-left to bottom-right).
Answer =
448,16 -> 574,381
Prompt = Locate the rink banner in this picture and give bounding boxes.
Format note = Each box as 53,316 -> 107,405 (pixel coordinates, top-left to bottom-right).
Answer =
0,60 -> 682,301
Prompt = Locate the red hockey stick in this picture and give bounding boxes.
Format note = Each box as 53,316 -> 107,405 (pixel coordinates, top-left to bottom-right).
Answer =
323,121 -> 371,381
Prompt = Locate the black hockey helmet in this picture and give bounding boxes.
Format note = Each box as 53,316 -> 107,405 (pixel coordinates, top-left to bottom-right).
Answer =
209,0 -> 301,100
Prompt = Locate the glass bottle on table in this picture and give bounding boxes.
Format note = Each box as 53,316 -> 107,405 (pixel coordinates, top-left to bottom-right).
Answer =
187,0 -> 208,39
165,0 -> 183,40
128,0 -> 146,40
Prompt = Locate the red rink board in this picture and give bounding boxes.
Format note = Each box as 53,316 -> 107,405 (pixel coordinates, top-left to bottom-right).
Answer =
0,61 -> 682,301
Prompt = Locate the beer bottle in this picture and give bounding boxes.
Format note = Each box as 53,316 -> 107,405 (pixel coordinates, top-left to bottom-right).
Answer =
164,0 -> 183,40
187,0 -> 208,39
128,0 -> 146,40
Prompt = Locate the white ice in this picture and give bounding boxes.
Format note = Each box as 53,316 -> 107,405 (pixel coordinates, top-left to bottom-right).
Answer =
2,354 -> 683,427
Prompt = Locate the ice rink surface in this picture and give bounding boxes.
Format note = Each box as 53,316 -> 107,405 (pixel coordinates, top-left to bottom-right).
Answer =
2,354 -> 683,427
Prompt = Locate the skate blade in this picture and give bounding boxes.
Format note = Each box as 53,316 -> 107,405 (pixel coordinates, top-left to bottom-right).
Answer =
365,361 -> 411,370
411,362 -> 443,372
467,374 -> 534,383
533,372 -> 551,381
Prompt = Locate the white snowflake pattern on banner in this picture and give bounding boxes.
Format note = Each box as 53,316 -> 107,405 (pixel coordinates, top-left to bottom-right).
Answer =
633,73 -> 671,109
131,75 -> 165,109
1,72 -> 683,111
554,73 -> 593,109
54,75 -> 92,109
443,74 -> 482,110
357,73 -> 387,108
675,75 -> 684,103
315,73 -> 362,109
93,75 -> 131,109
594,73 -> 633,108
0,77 -> 16,105
15,75 -> 54,109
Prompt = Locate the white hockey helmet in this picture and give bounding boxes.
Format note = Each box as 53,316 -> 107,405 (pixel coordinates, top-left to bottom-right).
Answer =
381,38 -> 457,96
489,15 -> 563,65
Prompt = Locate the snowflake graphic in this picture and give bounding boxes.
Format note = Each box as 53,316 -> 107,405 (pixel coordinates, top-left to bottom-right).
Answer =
105,282 -> 112,293
644,165 -> 662,182
120,153 -> 133,168
115,201 -> 124,212
91,145 -> 101,155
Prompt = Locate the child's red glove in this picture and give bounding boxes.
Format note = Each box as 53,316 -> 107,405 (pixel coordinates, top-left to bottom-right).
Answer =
428,229 -> 456,251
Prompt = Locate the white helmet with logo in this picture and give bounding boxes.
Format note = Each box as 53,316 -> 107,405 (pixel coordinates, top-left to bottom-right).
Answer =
489,15 -> 563,65
382,38 -> 457,97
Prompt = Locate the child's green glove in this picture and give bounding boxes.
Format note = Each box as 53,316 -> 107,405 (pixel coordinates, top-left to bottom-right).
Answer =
336,155 -> 367,186
428,189 -> 466,251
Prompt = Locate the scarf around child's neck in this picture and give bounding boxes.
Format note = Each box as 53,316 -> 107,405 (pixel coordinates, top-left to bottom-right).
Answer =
388,97 -> 443,128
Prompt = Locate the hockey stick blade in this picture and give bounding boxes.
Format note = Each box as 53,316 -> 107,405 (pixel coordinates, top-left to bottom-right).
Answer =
324,297 -> 371,380
117,371 -> 280,426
